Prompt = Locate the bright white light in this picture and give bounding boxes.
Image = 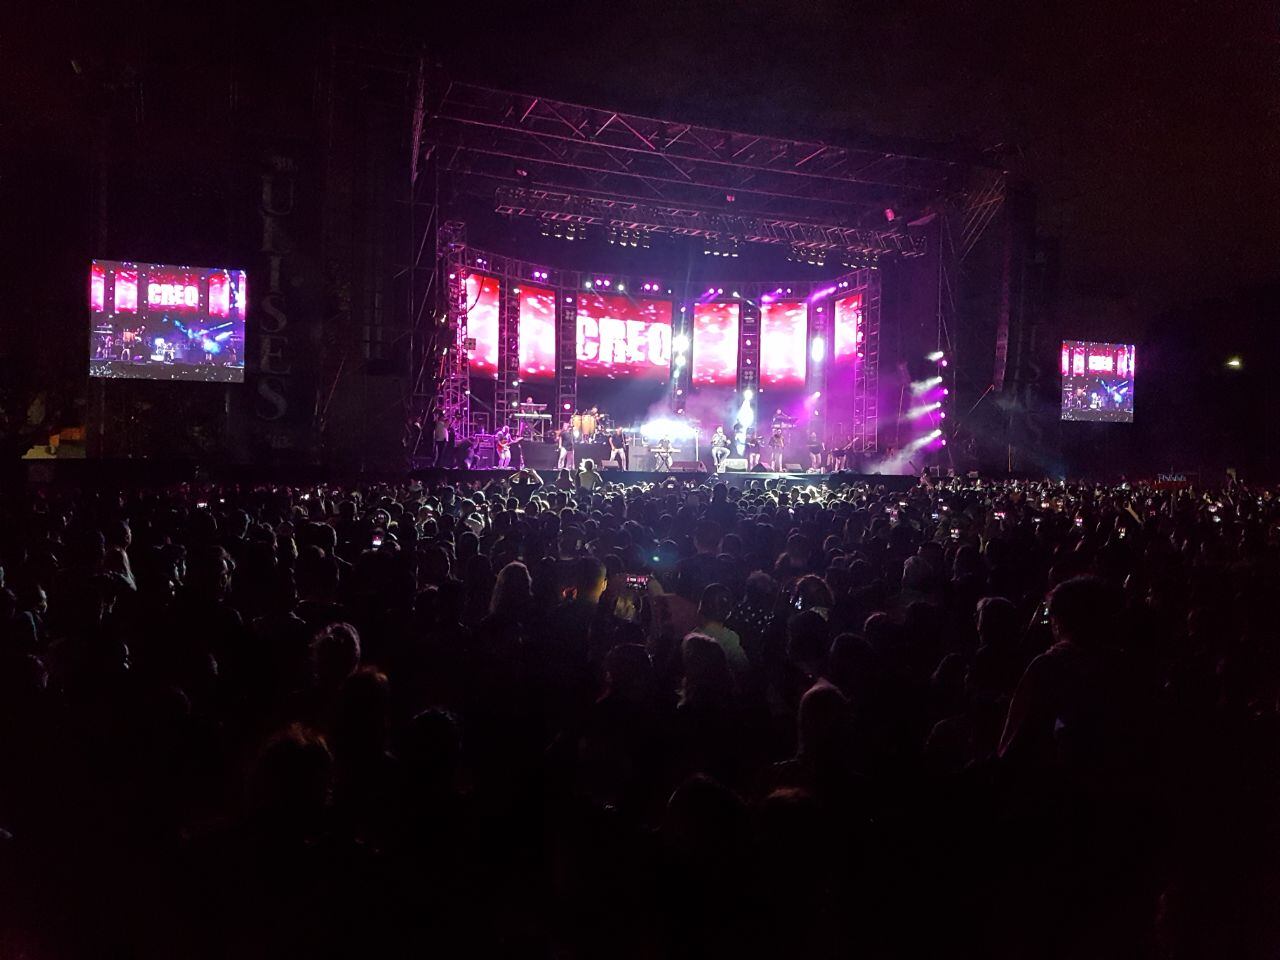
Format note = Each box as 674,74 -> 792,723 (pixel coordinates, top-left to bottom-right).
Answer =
737,394 -> 755,431
641,418 -> 699,441
673,334 -> 690,353
744,389 -> 754,399
927,350 -> 945,362
906,400 -> 942,419
910,376 -> 944,396
810,338 -> 826,363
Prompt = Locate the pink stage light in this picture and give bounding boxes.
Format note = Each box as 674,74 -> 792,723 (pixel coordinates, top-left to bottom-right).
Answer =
575,293 -> 672,380
208,270 -> 231,318
114,270 -> 138,314
465,274 -> 500,374
691,302 -> 740,386
518,285 -> 556,380
90,262 -> 106,311
759,300 -> 808,386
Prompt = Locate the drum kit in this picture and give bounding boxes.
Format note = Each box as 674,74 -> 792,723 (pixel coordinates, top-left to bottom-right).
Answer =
569,407 -> 613,440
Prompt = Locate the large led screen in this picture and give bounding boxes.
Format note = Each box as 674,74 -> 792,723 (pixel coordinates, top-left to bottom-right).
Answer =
575,294 -> 672,380
465,274 -> 500,375
760,300 -> 807,386
834,292 -> 863,366
692,302 -> 740,387
89,260 -> 246,382
1061,340 -> 1135,422
518,285 -> 556,380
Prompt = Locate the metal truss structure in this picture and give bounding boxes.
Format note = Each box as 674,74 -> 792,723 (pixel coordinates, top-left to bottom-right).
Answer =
434,222 -> 471,444
852,278 -> 882,455
494,187 -> 923,257
429,82 -> 974,236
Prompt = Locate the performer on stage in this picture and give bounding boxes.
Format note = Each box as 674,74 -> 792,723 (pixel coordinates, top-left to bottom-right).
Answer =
807,431 -> 825,472
769,427 -> 785,472
496,425 -> 514,469
745,429 -> 762,471
557,421 -> 576,470
432,412 -> 451,468
711,426 -> 730,472
608,427 -> 628,470
653,437 -> 673,472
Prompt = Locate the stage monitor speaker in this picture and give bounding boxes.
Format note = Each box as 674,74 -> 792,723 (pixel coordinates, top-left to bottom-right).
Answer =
723,458 -> 748,472
599,462 -> 622,471
522,442 -> 559,470
672,460 -> 706,473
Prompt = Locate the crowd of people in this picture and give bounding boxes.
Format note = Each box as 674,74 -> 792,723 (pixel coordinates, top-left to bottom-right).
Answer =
0,471 -> 1277,957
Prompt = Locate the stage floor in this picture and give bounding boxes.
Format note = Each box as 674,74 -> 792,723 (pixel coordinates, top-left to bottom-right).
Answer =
407,466 -> 918,491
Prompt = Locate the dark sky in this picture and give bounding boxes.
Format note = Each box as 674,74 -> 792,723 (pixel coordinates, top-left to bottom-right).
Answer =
7,0 -> 1279,316
419,0 -> 1278,315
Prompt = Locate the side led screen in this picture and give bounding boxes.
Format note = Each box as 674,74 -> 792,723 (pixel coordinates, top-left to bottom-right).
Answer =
89,260 -> 246,382
1061,340 -> 1135,422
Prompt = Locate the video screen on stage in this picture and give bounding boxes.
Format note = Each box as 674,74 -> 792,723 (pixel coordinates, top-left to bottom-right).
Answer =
518,285 -> 556,380
575,293 -> 672,380
760,300 -> 808,386
692,302 -> 740,387
834,292 -> 863,366
89,260 -> 246,382
1061,340 -> 1135,422
465,274 -> 500,375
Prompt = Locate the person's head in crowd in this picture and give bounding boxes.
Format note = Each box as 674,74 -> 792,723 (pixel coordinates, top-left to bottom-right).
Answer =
249,725 -> 333,833
679,633 -> 734,708
796,679 -> 851,764
699,583 -> 735,626
601,643 -> 653,704
1047,575 -> 1121,651
312,622 -> 361,691
975,596 -> 1020,649
490,561 -> 532,617
693,521 -> 722,556
787,610 -> 829,668
791,574 -> 834,614
568,556 -> 608,606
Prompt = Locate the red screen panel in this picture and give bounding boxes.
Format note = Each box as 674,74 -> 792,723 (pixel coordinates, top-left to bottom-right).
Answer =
114,269 -> 138,314
760,300 -> 807,386
575,294 -> 672,380
834,292 -> 863,365
692,302 -> 740,387
90,262 -> 106,311
465,274 -> 500,375
518,285 -> 556,380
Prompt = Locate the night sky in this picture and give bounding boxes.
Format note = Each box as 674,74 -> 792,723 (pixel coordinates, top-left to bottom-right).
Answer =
9,1 -> 1277,311
420,0 -> 1278,317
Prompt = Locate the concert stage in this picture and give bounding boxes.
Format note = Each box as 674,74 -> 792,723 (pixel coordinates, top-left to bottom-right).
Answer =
406,466 -> 920,492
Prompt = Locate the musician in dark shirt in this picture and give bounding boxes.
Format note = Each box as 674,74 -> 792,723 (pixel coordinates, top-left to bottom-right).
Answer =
608,428 -> 627,470
558,423 -> 575,470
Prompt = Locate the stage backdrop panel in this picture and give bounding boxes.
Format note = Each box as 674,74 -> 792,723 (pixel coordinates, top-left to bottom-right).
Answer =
89,260 -> 246,383
1061,340 -> 1135,423
518,284 -> 556,380
834,292 -> 863,366
465,273 -> 500,375
692,302 -> 740,387
759,300 -> 807,387
575,293 -> 672,380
